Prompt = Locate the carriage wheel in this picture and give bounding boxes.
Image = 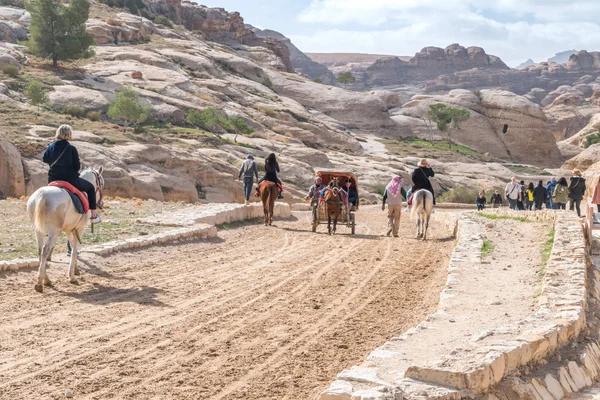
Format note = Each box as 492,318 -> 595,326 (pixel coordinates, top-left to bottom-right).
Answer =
350,213 -> 356,235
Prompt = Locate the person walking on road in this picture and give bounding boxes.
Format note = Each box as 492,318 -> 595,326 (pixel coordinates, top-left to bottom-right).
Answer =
552,177 -> 569,210
533,180 -> 547,211
568,169 -> 586,217
382,175 -> 406,237
238,154 -> 259,205
505,177 -> 521,210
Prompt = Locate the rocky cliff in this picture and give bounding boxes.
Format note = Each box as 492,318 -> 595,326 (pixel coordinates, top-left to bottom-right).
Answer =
251,28 -> 336,85
361,44 -> 509,87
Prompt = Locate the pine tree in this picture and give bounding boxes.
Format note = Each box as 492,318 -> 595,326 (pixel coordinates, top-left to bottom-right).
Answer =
26,0 -> 95,67
336,71 -> 356,88
24,80 -> 49,113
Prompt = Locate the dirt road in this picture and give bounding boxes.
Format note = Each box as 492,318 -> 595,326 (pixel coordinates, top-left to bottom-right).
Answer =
0,208 -> 454,399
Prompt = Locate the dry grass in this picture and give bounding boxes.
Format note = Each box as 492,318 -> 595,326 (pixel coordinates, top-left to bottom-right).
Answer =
0,197 -> 189,261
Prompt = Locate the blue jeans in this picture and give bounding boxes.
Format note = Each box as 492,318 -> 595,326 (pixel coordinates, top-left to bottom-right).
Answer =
243,177 -> 254,201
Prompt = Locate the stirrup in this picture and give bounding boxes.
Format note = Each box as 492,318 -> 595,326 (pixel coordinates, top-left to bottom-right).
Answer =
90,215 -> 102,224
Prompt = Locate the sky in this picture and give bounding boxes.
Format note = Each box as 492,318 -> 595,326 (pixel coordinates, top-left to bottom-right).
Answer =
198,0 -> 600,67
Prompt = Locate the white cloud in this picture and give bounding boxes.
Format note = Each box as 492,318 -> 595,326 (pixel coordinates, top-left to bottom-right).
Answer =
294,0 -> 600,66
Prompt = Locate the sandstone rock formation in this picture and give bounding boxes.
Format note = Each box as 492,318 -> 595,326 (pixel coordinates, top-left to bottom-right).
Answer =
395,89 -> 562,166
0,138 -> 25,198
251,27 -> 336,85
364,44 -> 508,86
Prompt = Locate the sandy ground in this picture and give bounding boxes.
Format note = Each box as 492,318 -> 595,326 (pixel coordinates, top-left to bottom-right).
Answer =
0,207 -> 453,400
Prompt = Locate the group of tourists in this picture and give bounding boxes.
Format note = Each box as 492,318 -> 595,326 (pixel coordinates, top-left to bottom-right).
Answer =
501,170 -> 588,216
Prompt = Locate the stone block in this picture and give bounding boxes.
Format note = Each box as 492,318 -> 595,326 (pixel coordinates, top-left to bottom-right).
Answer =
544,374 -> 564,400
567,361 -> 586,390
531,378 -> 554,400
319,380 -> 353,400
405,366 -> 466,389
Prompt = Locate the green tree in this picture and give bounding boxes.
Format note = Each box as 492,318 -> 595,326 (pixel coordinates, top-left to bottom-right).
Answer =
336,71 -> 356,88
428,103 -> 471,149
186,108 -> 230,134
312,77 -> 323,84
26,0 -> 95,67
107,86 -> 150,130
586,129 -> 600,148
24,80 -> 49,113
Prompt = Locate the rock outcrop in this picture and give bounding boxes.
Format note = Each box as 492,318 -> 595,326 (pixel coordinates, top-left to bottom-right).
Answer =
251,27 -> 336,85
0,138 -> 25,198
365,44 -> 509,86
395,89 -> 562,166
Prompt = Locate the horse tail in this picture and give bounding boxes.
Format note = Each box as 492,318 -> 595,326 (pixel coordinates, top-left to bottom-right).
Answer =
33,193 -> 48,234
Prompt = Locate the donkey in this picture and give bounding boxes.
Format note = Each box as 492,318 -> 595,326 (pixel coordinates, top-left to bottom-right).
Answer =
259,180 -> 278,226
324,178 -> 343,235
27,167 -> 104,293
410,189 -> 434,240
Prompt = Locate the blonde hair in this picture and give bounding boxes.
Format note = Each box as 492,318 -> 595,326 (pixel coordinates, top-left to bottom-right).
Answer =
573,169 -> 582,177
55,124 -> 73,141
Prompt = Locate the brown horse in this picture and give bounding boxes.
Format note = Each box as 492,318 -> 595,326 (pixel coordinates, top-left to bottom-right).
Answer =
259,180 -> 278,226
323,178 -> 343,235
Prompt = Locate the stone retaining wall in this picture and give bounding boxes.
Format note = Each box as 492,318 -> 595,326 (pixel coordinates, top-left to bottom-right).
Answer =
319,209 -> 589,400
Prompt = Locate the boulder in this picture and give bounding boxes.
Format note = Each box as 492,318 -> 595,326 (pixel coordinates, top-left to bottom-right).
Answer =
562,144 -> 600,171
21,158 -> 47,196
0,138 -> 25,198
48,85 -> 113,112
131,71 -> 143,79
563,113 -> 600,147
0,21 -> 17,43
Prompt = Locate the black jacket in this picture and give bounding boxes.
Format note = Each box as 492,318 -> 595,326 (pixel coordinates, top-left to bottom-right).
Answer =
533,185 -> 547,203
476,196 -> 486,205
42,140 -> 80,183
411,167 -> 435,195
568,177 -> 586,200
490,193 -> 503,204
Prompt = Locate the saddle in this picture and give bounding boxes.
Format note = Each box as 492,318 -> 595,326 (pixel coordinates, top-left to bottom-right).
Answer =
48,181 -> 89,214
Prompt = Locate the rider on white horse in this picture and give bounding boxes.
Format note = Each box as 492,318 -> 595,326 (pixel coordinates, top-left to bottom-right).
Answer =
42,125 -> 102,224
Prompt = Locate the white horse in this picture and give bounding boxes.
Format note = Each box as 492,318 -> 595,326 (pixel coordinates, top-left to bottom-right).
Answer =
27,167 -> 104,293
410,189 -> 434,240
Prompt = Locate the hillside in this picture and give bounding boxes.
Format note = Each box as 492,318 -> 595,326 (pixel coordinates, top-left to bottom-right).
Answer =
1,0 -> 599,203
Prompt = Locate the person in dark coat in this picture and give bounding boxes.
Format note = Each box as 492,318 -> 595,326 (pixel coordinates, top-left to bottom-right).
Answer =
533,180 -> 547,210
42,124 -> 101,224
490,189 -> 503,208
568,169 -> 586,217
411,158 -> 436,205
256,153 -> 284,199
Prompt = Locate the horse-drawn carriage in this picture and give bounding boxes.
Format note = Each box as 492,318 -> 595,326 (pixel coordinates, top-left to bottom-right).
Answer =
310,170 -> 359,235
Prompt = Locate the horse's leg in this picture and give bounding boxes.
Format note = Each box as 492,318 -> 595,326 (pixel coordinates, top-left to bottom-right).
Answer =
66,231 -> 78,283
327,213 -> 332,235
415,215 -> 421,239
333,213 -> 338,234
36,231 -> 59,292
73,227 -> 83,276
35,230 -> 44,262
424,214 -> 431,240
269,194 -> 275,226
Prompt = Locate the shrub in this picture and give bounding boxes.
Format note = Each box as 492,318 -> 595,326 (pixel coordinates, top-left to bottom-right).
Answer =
186,108 -> 254,135
260,107 -> 278,118
437,187 -> 479,204
228,116 -> 253,134
154,15 -> 173,28
107,86 -> 150,129
1,64 -> 19,77
63,105 -> 85,117
24,80 -> 49,111
87,110 -> 102,121
186,108 -> 230,133
585,131 -> 600,148
312,78 -> 323,84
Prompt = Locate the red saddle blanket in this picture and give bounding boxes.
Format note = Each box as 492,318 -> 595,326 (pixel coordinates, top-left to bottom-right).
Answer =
48,181 -> 89,213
